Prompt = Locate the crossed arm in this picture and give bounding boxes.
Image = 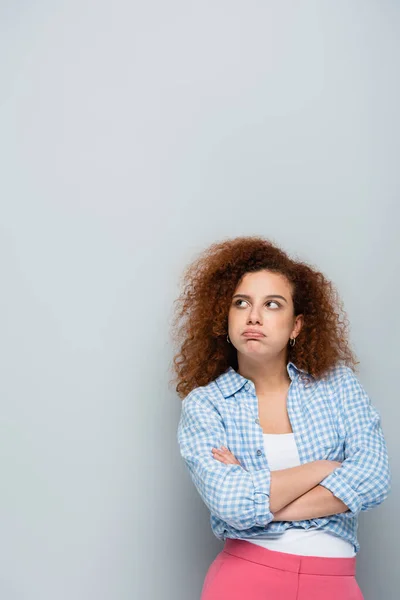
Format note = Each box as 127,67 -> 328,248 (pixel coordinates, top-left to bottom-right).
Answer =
210,365 -> 391,524
272,484 -> 349,521
178,369 -> 391,531
212,446 -> 349,521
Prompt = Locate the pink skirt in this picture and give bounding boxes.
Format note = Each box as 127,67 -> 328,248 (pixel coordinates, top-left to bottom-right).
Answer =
201,538 -> 364,600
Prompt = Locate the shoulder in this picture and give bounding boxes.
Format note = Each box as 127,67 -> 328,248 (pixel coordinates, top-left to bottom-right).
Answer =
181,379 -> 222,414
319,364 -> 378,425
319,363 -> 361,394
311,365 -> 368,416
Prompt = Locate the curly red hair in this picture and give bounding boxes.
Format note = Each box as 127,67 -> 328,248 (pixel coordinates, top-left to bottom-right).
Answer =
169,235 -> 359,399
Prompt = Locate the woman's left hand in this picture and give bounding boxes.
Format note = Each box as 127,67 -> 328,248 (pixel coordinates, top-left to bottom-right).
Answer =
211,446 -> 242,467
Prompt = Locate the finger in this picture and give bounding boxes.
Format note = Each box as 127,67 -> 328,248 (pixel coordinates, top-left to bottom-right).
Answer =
214,456 -> 227,463
211,451 -> 221,457
224,449 -> 235,457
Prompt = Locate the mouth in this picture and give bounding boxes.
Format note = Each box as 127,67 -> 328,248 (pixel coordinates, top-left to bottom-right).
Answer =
242,332 -> 265,338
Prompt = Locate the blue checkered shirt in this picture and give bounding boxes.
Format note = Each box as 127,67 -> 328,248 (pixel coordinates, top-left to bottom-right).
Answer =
176,362 -> 391,554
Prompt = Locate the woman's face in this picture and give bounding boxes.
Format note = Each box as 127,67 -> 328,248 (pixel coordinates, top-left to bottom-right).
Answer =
227,270 -> 303,363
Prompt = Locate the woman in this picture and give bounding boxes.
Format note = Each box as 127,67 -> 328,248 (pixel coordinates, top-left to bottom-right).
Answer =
172,236 -> 391,600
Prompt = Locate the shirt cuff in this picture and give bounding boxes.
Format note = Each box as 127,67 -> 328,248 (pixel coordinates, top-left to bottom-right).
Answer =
250,468 -> 274,526
319,470 -> 363,518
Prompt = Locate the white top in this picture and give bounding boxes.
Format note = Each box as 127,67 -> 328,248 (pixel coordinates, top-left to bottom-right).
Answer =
242,433 -> 356,557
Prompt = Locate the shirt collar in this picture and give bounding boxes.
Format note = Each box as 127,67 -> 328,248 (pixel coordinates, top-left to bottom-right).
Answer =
215,361 -> 310,399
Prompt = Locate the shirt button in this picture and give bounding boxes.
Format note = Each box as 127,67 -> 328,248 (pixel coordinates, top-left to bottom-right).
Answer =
255,418 -> 260,424
256,449 -> 262,456
300,375 -> 311,386
245,383 -> 250,391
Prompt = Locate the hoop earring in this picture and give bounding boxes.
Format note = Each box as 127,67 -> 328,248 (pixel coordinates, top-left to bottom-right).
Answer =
227,334 -> 231,344
289,337 -> 296,347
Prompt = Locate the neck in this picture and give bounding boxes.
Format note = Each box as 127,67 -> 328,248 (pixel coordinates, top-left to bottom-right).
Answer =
238,357 -> 291,394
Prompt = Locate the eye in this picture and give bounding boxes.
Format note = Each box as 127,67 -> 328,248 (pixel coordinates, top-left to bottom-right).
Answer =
234,299 -> 247,307
267,300 -> 281,309
233,299 -> 281,309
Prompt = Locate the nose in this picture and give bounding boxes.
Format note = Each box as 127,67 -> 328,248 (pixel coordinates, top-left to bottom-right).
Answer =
248,307 -> 262,323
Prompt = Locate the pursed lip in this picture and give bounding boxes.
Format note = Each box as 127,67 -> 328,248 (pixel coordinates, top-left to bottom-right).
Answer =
242,329 -> 265,337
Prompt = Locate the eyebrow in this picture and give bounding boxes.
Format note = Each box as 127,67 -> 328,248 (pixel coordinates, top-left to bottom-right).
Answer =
232,294 -> 288,304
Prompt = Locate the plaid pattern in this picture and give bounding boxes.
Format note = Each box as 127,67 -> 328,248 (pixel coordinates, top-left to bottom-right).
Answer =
176,361 -> 391,554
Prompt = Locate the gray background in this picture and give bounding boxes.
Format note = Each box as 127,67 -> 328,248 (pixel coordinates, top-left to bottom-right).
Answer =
1,1 -> 398,599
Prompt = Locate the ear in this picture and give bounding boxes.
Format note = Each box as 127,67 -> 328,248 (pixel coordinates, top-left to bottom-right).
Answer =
292,314 -> 304,338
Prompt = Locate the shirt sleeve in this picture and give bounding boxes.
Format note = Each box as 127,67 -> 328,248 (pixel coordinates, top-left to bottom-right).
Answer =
177,394 -> 274,530
319,367 -> 392,518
